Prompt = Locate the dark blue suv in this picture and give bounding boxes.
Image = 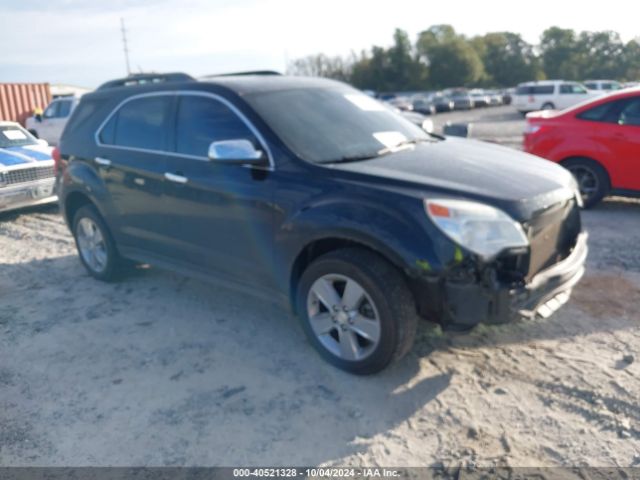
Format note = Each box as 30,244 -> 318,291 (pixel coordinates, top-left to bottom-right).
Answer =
56,72 -> 587,374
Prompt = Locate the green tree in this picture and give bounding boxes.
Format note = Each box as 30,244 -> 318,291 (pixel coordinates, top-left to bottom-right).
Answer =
623,39 -> 640,80
417,25 -> 484,88
387,29 -> 428,90
287,53 -> 352,81
539,27 -> 581,79
473,32 -> 543,86
350,29 -> 427,91
575,31 -> 626,80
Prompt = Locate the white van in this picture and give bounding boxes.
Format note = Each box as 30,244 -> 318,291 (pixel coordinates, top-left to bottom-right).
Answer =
25,96 -> 82,146
513,80 -> 600,114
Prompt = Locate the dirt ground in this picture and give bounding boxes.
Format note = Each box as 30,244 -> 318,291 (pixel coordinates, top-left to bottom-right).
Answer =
1,106 -> 639,467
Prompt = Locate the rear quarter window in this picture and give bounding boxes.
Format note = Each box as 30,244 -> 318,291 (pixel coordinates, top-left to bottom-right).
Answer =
99,96 -> 172,150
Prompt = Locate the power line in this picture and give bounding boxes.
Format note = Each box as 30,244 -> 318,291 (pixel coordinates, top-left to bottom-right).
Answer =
120,18 -> 131,76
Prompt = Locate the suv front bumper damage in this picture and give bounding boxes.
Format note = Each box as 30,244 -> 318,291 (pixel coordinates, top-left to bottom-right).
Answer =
442,232 -> 588,329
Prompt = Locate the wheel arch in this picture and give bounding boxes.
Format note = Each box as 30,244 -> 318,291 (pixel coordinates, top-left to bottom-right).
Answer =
288,236 -> 408,314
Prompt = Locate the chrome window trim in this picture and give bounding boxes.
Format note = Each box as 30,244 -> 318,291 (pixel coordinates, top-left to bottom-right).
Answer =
93,90 -> 275,171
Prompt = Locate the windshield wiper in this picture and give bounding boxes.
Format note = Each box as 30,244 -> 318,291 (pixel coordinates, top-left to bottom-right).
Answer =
320,154 -> 380,164
321,137 -> 436,164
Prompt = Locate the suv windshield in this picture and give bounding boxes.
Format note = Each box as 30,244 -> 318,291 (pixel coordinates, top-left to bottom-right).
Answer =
0,125 -> 38,148
245,87 -> 429,164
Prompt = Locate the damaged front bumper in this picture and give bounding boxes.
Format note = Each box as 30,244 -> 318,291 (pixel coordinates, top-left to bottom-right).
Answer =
441,232 -> 588,329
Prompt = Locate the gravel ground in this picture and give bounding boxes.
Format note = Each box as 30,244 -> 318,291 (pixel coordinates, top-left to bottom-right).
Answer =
1,106 -> 639,467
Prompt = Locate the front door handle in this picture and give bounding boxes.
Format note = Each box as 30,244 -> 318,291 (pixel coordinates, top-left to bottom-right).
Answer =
95,157 -> 111,167
164,172 -> 188,184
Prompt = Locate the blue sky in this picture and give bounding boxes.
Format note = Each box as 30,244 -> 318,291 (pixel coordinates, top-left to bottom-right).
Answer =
1,0 -> 638,87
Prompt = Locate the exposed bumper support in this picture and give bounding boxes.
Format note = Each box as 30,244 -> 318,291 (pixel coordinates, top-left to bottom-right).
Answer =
443,232 -> 588,328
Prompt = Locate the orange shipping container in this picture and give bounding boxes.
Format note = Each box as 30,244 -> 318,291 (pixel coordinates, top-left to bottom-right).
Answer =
0,83 -> 52,127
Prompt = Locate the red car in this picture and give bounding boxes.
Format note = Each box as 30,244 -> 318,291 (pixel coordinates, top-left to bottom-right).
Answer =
524,87 -> 640,207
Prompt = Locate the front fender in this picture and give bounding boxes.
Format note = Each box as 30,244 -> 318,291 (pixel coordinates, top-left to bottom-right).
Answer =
278,196 -> 462,282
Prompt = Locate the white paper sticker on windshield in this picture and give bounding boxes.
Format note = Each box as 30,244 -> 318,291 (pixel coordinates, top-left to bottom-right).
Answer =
373,131 -> 407,148
344,94 -> 385,111
2,129 -> 28,140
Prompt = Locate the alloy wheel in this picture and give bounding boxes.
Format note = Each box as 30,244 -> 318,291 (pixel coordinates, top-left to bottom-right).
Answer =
306,274 -> 381,361
76,217 -> 108,273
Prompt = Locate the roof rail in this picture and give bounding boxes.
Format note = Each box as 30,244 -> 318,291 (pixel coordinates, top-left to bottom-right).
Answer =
97,72 -> 195,90
200,70 -> 282,79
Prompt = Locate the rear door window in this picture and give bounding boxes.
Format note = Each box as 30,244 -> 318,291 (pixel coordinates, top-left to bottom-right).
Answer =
618,97 -> 640,126
99,96 -> 172,150
173,95 -> 259,158
577,97 -> 640,125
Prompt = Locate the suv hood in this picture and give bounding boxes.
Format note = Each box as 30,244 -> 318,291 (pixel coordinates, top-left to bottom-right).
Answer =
329,137 -> 576,221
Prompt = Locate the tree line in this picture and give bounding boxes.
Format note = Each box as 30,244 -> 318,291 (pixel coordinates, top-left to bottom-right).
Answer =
287,25 -> 640,92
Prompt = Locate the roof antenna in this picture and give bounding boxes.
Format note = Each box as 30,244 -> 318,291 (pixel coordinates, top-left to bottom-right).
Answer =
120,18 -> 131,76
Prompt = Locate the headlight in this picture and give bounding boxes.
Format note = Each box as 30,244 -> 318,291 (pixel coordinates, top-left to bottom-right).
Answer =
425,199 -> 529,259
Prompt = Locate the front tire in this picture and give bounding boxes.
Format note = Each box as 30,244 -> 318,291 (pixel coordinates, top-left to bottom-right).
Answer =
296,248 -> 418,375
72,204 -> 122,281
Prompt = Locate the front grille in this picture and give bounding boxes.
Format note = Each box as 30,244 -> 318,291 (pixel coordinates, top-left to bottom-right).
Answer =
0,166 -> 54,186
526,198 -> 581,279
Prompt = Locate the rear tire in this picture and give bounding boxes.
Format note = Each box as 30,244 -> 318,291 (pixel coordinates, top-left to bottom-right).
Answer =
72,204 -> 123,281
562,157 -> 610,208
296,248 -> 418,375
541,102 -> 555,110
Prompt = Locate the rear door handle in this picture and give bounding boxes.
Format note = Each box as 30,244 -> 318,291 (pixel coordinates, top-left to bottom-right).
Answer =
164,172 -> 188,184
95,157 -> 111,167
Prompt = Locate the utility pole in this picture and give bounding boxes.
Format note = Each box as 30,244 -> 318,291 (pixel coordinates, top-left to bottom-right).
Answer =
120,18 -> 131,76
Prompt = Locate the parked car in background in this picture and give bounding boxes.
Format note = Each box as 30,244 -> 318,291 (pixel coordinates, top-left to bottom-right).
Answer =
25,95 -> 82,145
524,87 -> 640,207
513,80 -> 600,114
57,72 -> 586,374
486,91 -> 503,106
583,80 -> 622,92
470,91 -> 489,108
432,94 -> 454,112
412,97 -> 436,115
0,121 -> 56,213
501,88 -> 514,105
386,96 -> 413,111
450,92 -> 474,110
383,102 -> 434,133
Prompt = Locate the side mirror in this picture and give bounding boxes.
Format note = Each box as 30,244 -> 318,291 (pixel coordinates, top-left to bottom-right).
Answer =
208,139 -> 264,164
